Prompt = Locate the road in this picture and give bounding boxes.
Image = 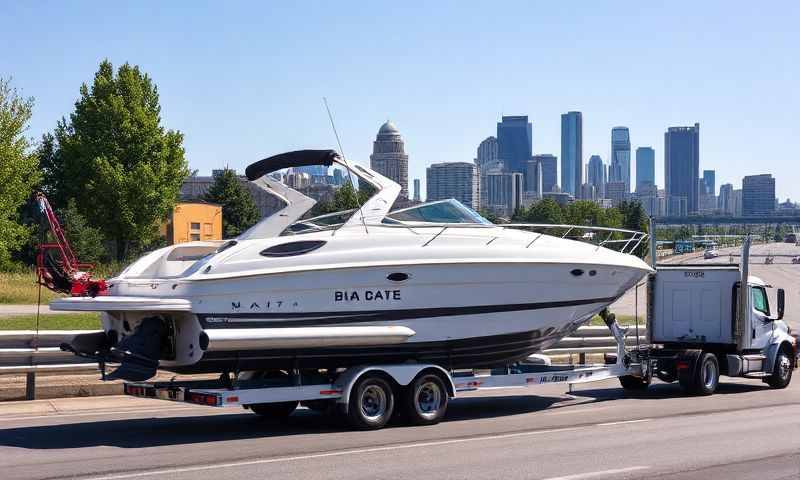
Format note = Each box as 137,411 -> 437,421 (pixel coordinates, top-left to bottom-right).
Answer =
1,376 -> 799,480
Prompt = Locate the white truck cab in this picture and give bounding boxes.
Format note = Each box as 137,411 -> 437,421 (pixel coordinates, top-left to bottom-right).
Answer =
642,236 -> 796,395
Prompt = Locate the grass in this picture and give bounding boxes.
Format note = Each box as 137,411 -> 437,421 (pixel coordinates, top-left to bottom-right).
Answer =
0,313 -> 102,330
0,271 -> 64,304
588,314 -> 642,326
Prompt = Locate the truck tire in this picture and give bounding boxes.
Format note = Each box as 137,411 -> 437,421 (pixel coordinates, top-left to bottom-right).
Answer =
249,401 -> 299,419
619,375 -> 650,391
346,374 -> 395,430
401,373 -> 449,426
766,350 -> 793,389
693,353 -> 719,395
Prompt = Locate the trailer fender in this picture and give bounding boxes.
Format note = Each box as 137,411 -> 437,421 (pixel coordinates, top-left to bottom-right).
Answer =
334,364 -> 456,408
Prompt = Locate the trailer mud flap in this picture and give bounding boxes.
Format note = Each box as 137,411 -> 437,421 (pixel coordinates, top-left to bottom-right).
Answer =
675,349 -> 702,390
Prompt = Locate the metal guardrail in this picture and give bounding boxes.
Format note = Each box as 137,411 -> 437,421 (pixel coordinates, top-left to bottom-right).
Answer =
0,325 -> 647,399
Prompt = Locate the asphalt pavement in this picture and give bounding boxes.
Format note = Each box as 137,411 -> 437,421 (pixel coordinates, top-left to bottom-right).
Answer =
1,375 -> 799,480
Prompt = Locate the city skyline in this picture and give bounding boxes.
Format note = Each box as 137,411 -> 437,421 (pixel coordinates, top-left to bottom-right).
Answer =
4,2 -> 798,201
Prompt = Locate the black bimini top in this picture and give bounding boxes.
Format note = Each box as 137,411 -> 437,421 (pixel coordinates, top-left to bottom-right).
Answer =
245,149 -> 339,181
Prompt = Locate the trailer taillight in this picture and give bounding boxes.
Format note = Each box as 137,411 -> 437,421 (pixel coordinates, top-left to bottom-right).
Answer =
187,392 -> 220,406
676,361 -> 690,370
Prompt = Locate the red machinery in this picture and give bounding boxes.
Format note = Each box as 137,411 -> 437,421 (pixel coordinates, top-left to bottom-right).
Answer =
35,193 -> 107,297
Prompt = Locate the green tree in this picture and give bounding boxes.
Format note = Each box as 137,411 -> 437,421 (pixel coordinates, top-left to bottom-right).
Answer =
0,78 -> 40,268
204,169 -> 260,238
618,200 -> 649,233
42,60 -> 189,260
520,198 -> 564,224
59,199 -> 108,264
309,181 -> 374,217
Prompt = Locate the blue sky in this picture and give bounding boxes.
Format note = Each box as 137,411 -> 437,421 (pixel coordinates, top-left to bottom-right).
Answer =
3,1 -> 798,200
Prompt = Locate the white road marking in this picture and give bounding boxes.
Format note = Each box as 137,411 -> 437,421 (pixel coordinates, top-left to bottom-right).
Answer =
540,466 -> 650,480
79,419 -> 657,480
596,419 -> 651,426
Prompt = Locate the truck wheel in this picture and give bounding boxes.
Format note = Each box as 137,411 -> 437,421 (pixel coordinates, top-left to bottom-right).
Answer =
249,401 -> 299,419
402,373 -> 449,425
346,374 -> 395,430
693,353 -> 719,395
619,375 -> 650,390
766,350 -> 793,389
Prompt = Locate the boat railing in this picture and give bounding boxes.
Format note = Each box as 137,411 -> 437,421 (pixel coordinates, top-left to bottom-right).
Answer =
362,222 -> 648,256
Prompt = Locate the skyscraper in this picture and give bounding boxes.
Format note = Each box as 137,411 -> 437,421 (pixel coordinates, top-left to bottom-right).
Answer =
560,111 -> 583,196
719,183 -> 734,215
476,136 -> 499,169
635,147 -> 655,192
742,174 -> 776,215
370,120 -> 409,198
426,162 -> 479,210
664,123 -> 700,215
702,170 -> 716,195
610,127 -> 631,193
413,178 -> 421,202
532,154 -> 557,193
586,155 -> 605,198
484,172 -> 522,217
497,116 -> 532,174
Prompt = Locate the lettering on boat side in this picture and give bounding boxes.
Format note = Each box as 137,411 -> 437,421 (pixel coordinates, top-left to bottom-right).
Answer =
230,300 -> 300,311
335,290 -> 402,302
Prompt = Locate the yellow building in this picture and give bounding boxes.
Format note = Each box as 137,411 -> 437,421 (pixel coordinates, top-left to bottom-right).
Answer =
161,202 -> 222,245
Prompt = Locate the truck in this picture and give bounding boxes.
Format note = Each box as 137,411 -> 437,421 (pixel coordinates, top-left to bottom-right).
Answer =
618,234 -> 796,395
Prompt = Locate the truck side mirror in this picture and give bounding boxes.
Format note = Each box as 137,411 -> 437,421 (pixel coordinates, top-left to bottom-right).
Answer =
777,288 -> 785,320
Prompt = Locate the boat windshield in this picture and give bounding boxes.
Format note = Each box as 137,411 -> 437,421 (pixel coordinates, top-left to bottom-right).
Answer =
283,199 -> 490,235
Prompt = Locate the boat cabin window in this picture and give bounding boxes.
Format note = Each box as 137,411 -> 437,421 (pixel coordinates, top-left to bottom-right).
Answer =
751,287 -> 770,315
260,240 -> 327,257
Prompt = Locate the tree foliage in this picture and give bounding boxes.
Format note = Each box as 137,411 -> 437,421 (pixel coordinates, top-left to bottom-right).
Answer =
59,199 -> 108,264
203,169 -> 260,238
0,78 -> 40,268
308,181 -> 373,217
514,198 -> 564,224
40,60 -> 189,260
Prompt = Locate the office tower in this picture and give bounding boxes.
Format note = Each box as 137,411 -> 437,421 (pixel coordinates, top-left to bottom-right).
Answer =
497,116 -> 532,174
636,182 -> 660,217
426,162 -> 479,210
579,183 -> 596,201
476,136 -> 499,169
702,170 -> 716,195
560,111 -> 582,195
610,127 -> 631,192
413,178 -> 421,202
293,165 -> 329,177
605,181 -> 628,207
532,154 -> 558,193
664,123 -> 700,215
587,155 -> 605,198
484,172 -> 523,217
635,147 -> 655,192
733,189 -> 743,217
525,159 -> 543,196
719,183 -> 734,215
742,174 -> 776,215
370,120 -> 409,198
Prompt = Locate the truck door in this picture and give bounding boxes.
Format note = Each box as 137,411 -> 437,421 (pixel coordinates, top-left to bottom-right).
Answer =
747,286 -> 774,350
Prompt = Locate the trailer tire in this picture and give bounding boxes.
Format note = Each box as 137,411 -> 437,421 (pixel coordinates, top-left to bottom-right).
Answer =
249,401 -> 299,420
619,375 -> 650,391
346,374 -> 395,430
401,373 -> 449,426
691,353 -> 719,396
766,349 -> 793,389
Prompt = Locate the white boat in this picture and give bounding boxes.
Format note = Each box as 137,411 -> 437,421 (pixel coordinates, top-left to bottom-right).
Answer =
55,150 -> 653,381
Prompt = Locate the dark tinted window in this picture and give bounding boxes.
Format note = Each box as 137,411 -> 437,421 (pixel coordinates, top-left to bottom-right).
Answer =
260,240 -> 326,257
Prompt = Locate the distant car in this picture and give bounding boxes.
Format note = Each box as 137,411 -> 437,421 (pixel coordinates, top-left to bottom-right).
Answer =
704,248 -> 719,259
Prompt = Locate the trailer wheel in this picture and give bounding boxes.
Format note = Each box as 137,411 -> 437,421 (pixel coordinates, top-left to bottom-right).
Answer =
619,375 -> 650,391
685,353 -> 719,395
249,401 -> 299,420
401,373 -> 449,426
766,350 -> 793,389
346,374 -> 395,430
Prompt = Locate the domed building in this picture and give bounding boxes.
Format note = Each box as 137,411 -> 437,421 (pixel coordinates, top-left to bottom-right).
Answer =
370,120 -> 409,198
